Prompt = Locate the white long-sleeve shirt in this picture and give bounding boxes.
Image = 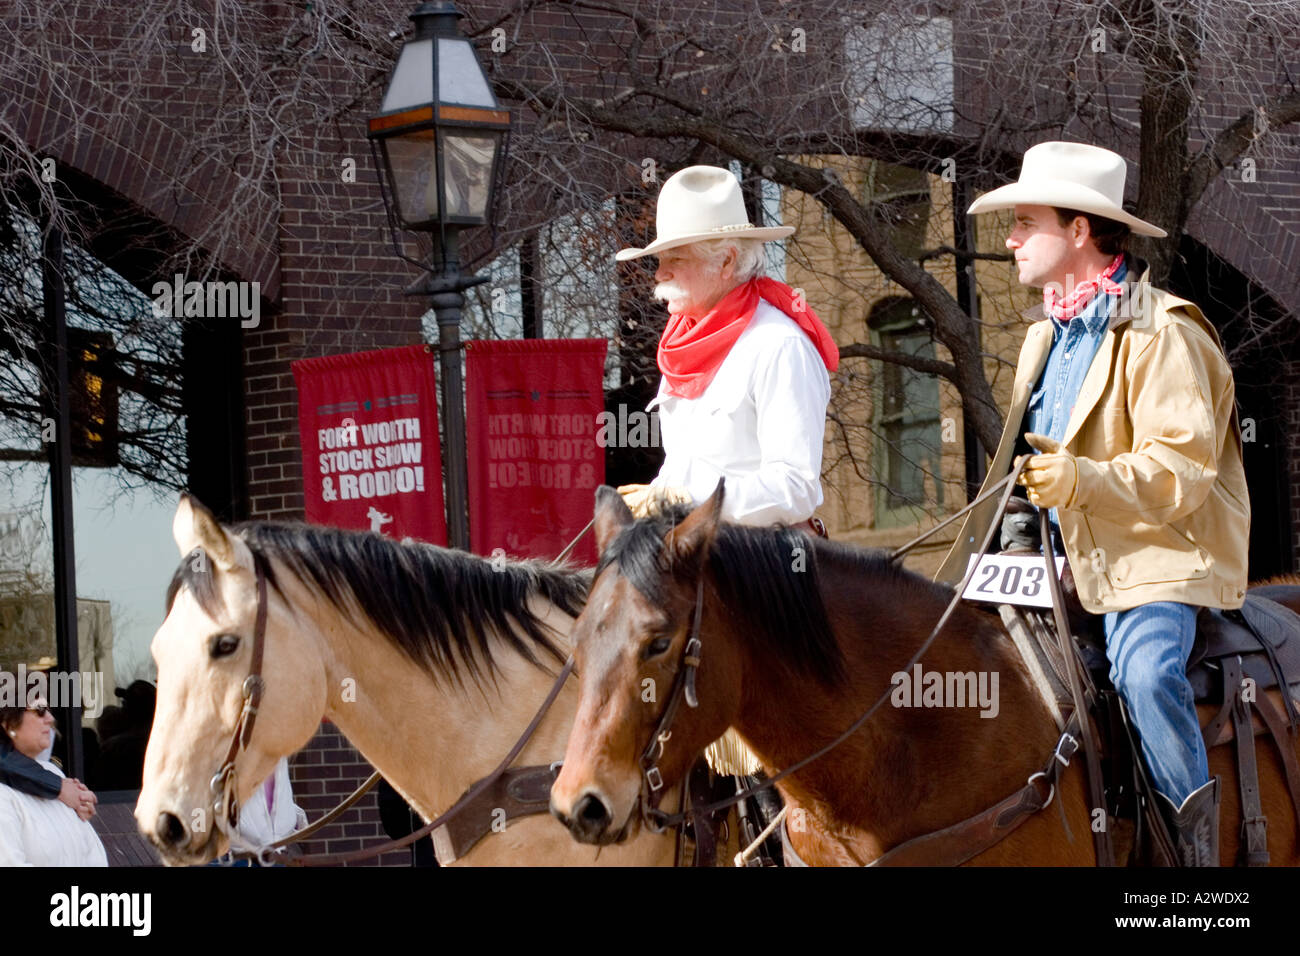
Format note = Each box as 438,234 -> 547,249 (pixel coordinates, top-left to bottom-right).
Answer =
234,757 -> 308,848
0,759 -> 108,867
649,300 -> 831,525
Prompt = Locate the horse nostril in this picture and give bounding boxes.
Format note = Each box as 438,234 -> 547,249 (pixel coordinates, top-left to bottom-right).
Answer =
571,792 -> 612,841
578,795 -> 607,823
156,812 -> 186,848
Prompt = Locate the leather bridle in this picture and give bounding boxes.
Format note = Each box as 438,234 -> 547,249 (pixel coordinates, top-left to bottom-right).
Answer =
209,553 -> 271,862
637,575 -> 704,830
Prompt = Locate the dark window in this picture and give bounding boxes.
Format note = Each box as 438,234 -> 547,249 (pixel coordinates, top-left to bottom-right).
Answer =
862,161 -> 931,259
870,298 -> 943,523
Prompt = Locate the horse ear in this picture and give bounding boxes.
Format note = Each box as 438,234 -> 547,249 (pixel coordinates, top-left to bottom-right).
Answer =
593,485 -> 634,555
173,494 -> 237,569
664,479 -> 724,569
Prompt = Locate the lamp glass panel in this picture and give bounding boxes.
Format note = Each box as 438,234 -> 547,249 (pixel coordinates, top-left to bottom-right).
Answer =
385,129 -> 439,225
442,132 -> 499,221
381,38 -> 434,113
436,38 -> 496,107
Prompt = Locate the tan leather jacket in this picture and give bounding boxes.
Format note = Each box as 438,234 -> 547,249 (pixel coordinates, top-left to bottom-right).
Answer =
936,268 -> 1250,613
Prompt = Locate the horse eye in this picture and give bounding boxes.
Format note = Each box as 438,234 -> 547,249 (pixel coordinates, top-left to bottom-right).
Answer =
644,636 -> 673,659
211,634 -> 241,658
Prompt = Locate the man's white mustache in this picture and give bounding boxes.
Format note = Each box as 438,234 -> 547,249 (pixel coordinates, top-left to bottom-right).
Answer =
653,282 -> 687,303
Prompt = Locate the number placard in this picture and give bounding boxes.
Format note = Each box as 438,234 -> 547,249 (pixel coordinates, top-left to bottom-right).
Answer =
961,554 -> 1067,608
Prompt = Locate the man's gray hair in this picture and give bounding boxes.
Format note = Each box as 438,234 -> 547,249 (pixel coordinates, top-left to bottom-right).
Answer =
685,237 -> 768,282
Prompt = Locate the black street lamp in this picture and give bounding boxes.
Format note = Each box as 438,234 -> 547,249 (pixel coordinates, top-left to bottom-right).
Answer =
368,1 -> 509,550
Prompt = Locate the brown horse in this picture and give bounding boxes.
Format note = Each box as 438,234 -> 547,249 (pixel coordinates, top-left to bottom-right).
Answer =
550,485 -> 1300,865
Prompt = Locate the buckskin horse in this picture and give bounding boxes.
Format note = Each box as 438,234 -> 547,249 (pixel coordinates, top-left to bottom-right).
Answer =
550,485 -> 1300,866
136,495 -> 683,866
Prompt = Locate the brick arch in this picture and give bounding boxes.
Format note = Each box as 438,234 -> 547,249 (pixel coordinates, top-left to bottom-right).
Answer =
3,71 -> 279,299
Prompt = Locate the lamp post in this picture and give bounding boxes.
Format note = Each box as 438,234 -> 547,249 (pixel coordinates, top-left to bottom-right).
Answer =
368,1 -> 509,550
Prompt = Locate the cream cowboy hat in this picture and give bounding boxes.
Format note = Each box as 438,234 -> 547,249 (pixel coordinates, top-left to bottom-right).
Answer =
967,141 -> 1167,238
615,165 -> 795,261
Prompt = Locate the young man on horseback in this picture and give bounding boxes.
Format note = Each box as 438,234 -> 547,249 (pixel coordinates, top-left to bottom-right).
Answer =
613,165 -> 839,532
938,142 -> 1251,866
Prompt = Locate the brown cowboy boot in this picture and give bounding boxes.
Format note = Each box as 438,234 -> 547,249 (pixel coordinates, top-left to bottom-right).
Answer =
1157,777 -> 1220,867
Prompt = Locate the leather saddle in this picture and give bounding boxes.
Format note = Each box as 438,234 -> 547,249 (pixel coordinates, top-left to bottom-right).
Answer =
1188,594 -> 1300,705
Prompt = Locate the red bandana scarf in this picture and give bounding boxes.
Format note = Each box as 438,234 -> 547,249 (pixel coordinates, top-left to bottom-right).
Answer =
1044,254 -> 1125,322
656,277 -> 839,399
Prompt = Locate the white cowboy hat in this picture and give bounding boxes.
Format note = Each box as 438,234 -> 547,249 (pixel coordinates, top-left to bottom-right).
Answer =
967,141 -> 1167,238
615,165 -> 795,261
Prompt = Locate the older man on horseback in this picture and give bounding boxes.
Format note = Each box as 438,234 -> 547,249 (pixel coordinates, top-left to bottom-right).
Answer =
614,165 -> 838,531
614,165 -> 838,857
938,142 -> 1250,867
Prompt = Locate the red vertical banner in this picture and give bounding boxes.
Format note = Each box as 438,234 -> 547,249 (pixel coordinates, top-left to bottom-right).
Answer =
291,344 -> 446,544
465,339 -> 607,565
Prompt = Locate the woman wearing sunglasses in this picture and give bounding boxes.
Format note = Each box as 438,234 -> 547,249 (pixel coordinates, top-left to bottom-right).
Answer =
0,701 -> 107,866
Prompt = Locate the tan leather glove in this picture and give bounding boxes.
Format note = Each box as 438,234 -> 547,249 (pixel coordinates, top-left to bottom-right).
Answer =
617,483 -> 693,518
1017,433 -> 1079,509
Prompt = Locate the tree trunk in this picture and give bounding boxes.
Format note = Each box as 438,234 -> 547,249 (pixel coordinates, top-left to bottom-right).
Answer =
1129,0 -> 1199,285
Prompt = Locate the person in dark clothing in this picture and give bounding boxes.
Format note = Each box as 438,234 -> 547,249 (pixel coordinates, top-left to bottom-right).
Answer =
95,680 -> 156,791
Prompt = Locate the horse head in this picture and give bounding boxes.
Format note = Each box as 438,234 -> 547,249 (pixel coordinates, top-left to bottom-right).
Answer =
135,495 -> 326,865
551,482 -> 742,845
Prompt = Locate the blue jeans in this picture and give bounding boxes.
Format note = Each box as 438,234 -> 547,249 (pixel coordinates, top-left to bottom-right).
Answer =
1103,602 -> 1208,805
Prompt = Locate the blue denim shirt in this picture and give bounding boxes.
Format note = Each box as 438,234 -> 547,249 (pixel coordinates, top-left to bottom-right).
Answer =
1027,257 -> 1127,538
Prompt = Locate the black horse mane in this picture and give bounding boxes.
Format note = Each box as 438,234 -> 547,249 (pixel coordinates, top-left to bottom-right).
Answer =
598,505 -> 955,688
166,521 -> 589,686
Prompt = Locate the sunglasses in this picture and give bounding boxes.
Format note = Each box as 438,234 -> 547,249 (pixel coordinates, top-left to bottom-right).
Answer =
27,704 -> 50,717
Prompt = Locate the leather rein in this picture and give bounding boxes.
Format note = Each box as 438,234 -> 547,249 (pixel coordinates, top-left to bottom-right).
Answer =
632,458 -> 1116,866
